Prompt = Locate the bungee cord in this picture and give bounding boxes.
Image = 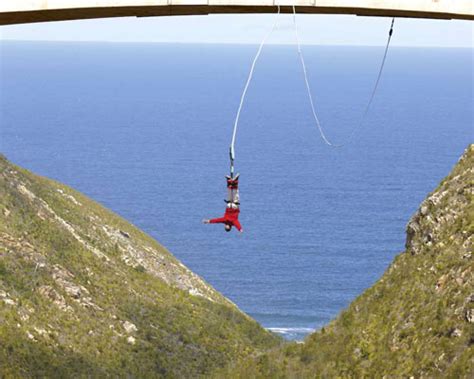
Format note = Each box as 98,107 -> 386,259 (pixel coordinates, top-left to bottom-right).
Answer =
229,4 -> 282,176
291,5 -> 395,147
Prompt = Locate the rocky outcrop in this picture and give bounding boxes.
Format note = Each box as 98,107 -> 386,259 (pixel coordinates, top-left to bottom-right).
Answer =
406,144 -> 473,256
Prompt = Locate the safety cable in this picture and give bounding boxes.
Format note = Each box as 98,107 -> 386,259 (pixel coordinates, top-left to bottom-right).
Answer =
291,5 -> 395,147
229,3 -> 282,175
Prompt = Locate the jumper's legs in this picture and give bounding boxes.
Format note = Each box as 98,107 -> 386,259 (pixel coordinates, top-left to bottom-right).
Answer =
226,174 -> 240,209
227,188 -> 239,208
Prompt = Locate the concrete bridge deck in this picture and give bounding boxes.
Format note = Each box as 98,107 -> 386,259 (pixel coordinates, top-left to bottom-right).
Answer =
1,1 -> 473,25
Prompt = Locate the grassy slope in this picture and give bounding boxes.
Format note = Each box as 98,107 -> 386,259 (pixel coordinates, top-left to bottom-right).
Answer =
217,144 -> 473,378
0,155 -> 280,377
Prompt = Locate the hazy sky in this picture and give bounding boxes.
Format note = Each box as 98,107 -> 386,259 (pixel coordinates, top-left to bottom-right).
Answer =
0,14 -> 472,47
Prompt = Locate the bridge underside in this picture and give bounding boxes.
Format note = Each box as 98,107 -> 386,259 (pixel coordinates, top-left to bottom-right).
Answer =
1,4 -> 473,26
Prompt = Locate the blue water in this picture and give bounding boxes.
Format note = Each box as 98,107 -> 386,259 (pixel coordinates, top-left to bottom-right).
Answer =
1,41 -> 472,340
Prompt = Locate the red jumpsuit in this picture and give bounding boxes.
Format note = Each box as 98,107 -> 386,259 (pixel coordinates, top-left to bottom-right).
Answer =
208,207 -> 242,232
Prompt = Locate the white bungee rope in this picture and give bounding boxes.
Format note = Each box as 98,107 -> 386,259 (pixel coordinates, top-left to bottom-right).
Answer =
229,4 -> 282,175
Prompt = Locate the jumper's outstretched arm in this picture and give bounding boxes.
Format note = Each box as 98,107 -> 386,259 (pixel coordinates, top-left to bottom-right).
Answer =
203,217 -> 226,224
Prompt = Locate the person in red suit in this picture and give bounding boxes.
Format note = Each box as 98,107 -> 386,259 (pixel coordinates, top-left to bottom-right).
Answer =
203,174 -> 243,233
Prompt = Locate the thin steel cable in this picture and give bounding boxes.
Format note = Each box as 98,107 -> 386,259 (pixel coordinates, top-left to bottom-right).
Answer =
292,5 -> 395,147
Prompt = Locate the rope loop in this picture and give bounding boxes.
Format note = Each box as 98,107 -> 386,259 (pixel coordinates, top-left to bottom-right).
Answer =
292,5 -> 395,147
228,5 -> 396,164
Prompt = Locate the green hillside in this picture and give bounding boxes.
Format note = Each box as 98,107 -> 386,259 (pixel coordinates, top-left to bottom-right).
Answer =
0,155 -> 280,377
1,144 -> 472,378
218,144 -> 473,378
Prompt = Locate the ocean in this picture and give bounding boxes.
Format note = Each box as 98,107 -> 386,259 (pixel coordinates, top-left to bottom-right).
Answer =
1,41 -> 472,340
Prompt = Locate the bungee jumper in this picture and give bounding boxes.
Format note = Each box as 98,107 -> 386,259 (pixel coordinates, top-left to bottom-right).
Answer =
202,6 -> 395,232
201,8 -> 279,234
203,150 -> 243,233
